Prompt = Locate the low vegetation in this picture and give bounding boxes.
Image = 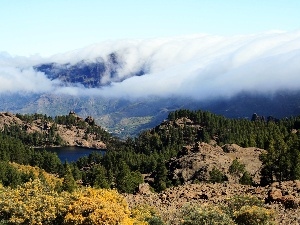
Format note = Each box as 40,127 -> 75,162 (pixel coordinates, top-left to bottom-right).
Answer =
180,195 -> 275,225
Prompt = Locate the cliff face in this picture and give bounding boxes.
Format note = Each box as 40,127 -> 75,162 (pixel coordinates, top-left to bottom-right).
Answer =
55,123 -> 106,149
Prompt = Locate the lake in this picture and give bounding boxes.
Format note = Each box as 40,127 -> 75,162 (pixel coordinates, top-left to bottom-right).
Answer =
38,146 -> 105,162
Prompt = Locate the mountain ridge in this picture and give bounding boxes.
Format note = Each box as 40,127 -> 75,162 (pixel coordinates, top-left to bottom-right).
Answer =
1,90 -> 300,137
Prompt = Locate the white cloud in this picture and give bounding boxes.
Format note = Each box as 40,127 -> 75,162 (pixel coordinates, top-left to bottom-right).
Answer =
0,66 -> 59,94
1,30 -> 300,99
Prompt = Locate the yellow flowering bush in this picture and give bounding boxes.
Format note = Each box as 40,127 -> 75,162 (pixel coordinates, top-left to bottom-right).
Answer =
63,187 -> 136,225
0,179 -> 143,225
234,205 -> 276,225
225,195 -> 264,218
10,162 -> 63,190
0,179 -> 70,225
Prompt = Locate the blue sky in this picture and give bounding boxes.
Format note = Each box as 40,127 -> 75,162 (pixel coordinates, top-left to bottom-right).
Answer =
0,0 -> 300,56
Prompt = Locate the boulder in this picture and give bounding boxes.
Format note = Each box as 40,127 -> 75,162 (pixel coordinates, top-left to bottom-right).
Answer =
267,188 -> 283,202
137,183 -> 152,195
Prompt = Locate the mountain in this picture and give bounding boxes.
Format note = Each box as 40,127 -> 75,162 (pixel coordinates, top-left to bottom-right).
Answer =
1,32 -> 300,136
34,53 -> 146,88
1,90 -> 300,137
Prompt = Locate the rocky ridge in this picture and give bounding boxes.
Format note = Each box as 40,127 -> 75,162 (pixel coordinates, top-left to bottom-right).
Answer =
0,112 -> 106,149
168,142 -> 265,185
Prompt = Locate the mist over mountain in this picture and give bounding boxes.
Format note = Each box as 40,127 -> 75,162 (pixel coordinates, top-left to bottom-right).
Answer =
1,31 -> 300,136
34,53 -> 147,87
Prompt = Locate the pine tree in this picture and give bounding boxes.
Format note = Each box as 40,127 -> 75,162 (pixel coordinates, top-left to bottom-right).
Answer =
62,163 -> 77,192
93,165 -> 110,189
153,159 -> 168,192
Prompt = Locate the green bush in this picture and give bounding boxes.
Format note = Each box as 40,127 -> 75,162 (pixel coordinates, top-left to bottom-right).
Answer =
146,216 -> 165,225
229,159 -> 246,176
180,204 -> 235,225
209,167 -> 227,183
225,195 -> 264,218
179,199 -> 276,225
239,171 -> 253,185
234,205 -> 276,225
0,220 -> 9,225
131,204 -> 165,225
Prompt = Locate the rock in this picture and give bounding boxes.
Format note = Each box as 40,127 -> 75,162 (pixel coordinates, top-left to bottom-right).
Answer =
281,195 -> 299,209
270,182 -> 280,188
137,183 -> 152,195
267,187 -> 299,209
294,180 -> 300,190
4,112 -> 13,117
85,116 -> 95,125
222,144 -> 240,153
199,193 -> 210,199
125,181 -> 300,225
267,188 -> 283,202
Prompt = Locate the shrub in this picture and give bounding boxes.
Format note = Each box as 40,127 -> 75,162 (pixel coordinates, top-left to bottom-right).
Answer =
0,179 -> 70,225
229,159 -> 246,176
209,167 -> 227,183
0,179 -> 145,225
131,205 -> 165,225
63,187 -> 135,225
225,195 -> 264,218
234,205 -> 276,225
180,203 -> 235,225
239,171 -> 253,185
146,216 -> 165,225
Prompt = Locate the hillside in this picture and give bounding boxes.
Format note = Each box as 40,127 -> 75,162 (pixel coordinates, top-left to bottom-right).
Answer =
126,181 -> 300,224
167,142 -> 264,185
0,111 -> 108,149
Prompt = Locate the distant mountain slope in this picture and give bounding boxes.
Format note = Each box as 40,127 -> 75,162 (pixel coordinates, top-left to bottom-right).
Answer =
1,90 -> 300,137
34,53 -> 146,87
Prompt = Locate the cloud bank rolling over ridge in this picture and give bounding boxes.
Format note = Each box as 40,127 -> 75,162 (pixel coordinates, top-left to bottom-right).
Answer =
1,31 -> 300,100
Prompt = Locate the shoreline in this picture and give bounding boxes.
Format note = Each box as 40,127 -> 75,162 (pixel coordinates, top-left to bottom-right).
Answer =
32,145 -> 106,151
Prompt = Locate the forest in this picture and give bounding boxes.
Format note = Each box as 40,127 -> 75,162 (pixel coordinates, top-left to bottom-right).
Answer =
1,109 -> 300,224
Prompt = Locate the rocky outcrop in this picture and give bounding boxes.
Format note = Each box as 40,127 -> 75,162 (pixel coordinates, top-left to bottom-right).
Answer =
0,112 -> 22,130
85,116 -> 95,125
55,123 -> 106,149
0,112 -> 106,149
167,142 -> 265,185
267,181 -> 300,209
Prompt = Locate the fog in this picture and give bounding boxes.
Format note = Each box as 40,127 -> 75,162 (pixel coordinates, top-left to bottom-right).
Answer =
1,30 -> 300,100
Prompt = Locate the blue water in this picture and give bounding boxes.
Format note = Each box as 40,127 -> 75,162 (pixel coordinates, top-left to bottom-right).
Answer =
40,146 -> 105,162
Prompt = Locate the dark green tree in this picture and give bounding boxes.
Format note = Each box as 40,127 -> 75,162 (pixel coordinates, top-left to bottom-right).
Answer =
93,165 -> 110,189
62,163 -> 77,192
239,171 -> 253,185
153,159 -> 168,192
209,167 -> 227,183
